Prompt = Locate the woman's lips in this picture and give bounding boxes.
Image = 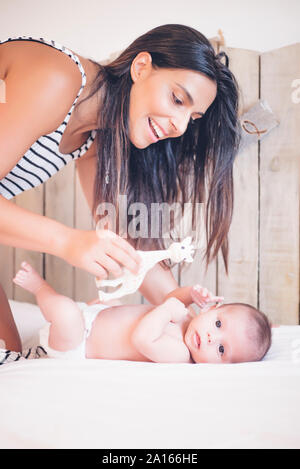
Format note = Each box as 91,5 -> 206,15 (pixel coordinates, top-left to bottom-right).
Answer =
148,118 -> 159,143
148,119 -> 159,143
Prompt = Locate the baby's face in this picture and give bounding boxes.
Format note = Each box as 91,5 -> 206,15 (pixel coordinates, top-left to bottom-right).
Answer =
184,304 -> 255,364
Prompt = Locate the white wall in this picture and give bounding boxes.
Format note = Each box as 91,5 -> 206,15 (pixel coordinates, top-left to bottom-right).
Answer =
1,0 -> 299,62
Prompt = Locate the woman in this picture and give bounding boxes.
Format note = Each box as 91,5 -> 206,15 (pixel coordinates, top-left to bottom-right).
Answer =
0,24 -> 241,352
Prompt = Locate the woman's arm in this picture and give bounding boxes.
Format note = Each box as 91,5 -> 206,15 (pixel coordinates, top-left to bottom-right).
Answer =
0,194 -> 140,278
0,194 -> 71,256
164,286 -> 194,306
138,263 -> 179,305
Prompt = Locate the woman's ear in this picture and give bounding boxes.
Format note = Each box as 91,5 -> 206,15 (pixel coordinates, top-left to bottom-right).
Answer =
130,52 -> 153,83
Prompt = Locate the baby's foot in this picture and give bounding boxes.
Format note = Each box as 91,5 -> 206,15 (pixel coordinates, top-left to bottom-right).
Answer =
13,262 -> 46,295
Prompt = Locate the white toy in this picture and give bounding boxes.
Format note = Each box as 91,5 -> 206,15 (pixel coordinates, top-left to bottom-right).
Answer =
96,236 -> 195,302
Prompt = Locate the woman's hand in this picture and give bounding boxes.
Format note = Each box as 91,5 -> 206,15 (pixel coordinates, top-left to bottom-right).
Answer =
190,285 -> 224,310
60,228 -> 141,279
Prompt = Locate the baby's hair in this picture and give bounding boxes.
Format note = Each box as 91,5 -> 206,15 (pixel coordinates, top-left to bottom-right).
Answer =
227,303 -> 272,361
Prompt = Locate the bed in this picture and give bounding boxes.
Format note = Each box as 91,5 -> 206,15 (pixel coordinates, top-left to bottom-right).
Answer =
0,299 -> 300,449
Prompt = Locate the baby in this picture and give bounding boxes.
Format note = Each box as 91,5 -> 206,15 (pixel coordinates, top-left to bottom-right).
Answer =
12,262 -> 272,364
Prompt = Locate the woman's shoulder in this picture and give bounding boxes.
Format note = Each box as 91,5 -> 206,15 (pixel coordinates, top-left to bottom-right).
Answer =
0,38 -> 82,79
0,38 -> 84,135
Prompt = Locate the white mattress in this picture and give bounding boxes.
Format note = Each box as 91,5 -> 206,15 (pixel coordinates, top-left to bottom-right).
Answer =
0,300 -> 300,449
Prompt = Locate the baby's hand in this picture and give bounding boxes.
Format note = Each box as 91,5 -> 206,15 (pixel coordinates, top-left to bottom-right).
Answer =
163,297 -> 189,323
191,285 -> 224,310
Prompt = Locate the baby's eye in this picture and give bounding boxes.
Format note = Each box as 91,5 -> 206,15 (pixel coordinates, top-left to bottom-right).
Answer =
215,320 -> 222,328
218,344 -> 225,355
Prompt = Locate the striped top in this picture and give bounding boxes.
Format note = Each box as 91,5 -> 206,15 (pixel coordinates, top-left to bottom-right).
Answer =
0,36 -> 97,200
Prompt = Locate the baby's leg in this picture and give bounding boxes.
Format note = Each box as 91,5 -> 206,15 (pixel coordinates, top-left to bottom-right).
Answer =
13,262 -> 85,352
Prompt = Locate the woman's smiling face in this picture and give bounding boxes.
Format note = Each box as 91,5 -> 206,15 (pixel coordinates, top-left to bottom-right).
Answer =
184,304 -> 256,364
128,52 -> 217,149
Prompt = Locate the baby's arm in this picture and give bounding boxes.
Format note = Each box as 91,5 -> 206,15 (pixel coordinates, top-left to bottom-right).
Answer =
131,298 -> 190,363
163,286 -> 202,318
164,285 -> 223,312
164,286 -> 197,317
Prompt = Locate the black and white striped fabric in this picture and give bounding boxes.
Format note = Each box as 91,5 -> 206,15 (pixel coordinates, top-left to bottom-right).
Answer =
0,36 -> 97,199
0,346 -> 47,365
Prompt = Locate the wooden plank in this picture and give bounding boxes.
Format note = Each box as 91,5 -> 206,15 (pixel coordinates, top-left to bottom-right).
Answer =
44,164 -> 75,299
260,43 -> 300,325
14,186 -> 44,303
217,47 -> 260,307
74,170 -> 98,303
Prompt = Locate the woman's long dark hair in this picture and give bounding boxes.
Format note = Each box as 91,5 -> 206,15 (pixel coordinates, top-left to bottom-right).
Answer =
77,24 -> 242,272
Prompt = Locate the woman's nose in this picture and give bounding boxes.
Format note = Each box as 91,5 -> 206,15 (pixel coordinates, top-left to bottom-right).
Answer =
171,114 -> 190,136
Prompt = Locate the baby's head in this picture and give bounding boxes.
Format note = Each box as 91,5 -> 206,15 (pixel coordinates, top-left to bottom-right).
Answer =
184,303 -> 272,364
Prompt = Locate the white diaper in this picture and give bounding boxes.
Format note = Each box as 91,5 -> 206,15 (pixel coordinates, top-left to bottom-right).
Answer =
39,302 -> 109,360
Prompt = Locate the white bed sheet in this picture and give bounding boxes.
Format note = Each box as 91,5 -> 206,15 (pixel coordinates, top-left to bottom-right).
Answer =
0,300 -> 299,449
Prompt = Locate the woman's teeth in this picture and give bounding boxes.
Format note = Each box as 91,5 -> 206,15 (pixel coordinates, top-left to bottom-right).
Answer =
149,118 -> 164,139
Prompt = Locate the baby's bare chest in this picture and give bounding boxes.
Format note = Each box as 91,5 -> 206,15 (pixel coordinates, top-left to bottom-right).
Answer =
87,304 -> 185,360
164,321 -> 185,341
